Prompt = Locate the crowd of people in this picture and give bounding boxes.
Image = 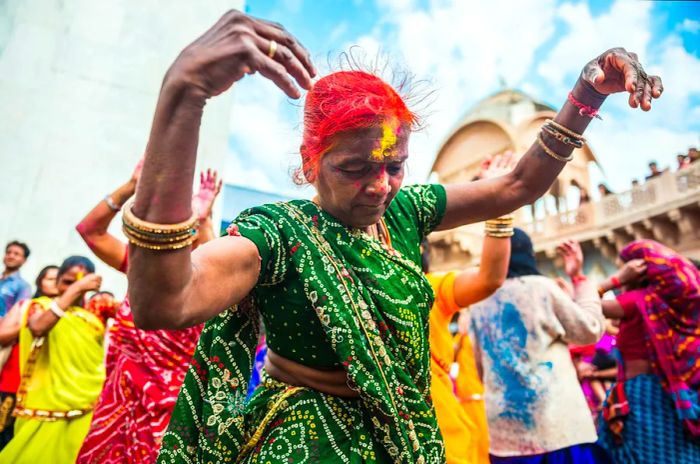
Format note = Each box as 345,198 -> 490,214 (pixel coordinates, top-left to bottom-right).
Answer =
2,8 -> 699,464
574,145 -> 698,205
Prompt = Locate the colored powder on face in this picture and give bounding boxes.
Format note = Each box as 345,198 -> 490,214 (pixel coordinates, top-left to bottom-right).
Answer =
370,119 -> 399,160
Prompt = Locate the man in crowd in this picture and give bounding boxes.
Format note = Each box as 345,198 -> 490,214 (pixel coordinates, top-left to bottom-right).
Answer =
689,147 -> 699,164
645,161 -> 664,180
0,241 -> 31,317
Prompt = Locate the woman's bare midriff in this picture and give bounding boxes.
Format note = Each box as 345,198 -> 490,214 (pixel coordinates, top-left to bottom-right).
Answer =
624,358 -> 653,379
265,349 -> 360,398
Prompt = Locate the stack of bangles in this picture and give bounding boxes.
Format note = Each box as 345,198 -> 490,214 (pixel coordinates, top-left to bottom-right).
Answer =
484,215 -> 514,238
122,201 -> 199,251
536,119 -> 586,163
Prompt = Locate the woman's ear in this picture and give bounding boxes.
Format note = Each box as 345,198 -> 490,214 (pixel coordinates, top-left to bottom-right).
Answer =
300,145 -> 316,184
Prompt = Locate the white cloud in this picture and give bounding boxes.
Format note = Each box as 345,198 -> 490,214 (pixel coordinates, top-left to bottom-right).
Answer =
586,118 -> 698,193
535,2 -> 700,188
225,76 -> 304,196
352,0 -> 559,182
678,18 -> 700,34
537,1 -> 653,95
223,0 -> 700,194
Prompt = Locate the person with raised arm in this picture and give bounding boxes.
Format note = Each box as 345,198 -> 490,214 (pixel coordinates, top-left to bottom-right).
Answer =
124,9 -> 661,463
425,153 -> 514,464
596,241 -> 700,463
0,257 -> 107,463
74,162 -> 222,464
469,235 -> 609,462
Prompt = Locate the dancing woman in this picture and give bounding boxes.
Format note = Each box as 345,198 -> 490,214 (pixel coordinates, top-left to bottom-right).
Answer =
125,10 -> 661,463
596,240 -> 700,463
0,257 -> 106,463
74,163 -> 221,464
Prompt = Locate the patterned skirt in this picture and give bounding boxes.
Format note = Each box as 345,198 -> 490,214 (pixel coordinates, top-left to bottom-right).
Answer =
597,374 -> 700,464
204,372 -> 393,463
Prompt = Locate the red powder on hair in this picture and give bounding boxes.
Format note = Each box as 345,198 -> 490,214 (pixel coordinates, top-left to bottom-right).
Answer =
301,71 -> 415,180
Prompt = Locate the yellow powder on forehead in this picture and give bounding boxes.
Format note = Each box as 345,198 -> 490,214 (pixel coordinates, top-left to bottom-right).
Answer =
370,118 -> 399,160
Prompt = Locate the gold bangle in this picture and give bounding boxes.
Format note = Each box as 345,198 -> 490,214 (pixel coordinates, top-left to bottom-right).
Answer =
545,119 -> 584,140
484,225 -> 513,232
485,230 -> 514,238
485,227 -> 513,232
536,134 -> 574,163
122,223 -> 197,243
485,216 -> 514,227
125,233 -> 197,251
542,124 -> 585,148
122,201 -> 198,234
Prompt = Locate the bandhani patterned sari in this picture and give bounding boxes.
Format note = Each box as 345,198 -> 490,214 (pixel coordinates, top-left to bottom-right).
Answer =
0,296 -> 106,463
158,184 -> 447,463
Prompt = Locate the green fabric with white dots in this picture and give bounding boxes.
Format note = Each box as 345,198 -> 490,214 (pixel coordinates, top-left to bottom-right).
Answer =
158,184 -> 447,464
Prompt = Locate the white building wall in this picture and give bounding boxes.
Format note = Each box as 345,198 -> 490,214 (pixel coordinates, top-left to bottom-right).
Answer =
0,0 -> 242,296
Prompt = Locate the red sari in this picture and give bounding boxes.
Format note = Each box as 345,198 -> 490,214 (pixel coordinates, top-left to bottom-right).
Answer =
76,298 -> 202,463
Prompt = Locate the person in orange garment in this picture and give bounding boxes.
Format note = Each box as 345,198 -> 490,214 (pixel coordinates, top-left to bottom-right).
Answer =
455,311 -> 491,464
424,153 -> 513,464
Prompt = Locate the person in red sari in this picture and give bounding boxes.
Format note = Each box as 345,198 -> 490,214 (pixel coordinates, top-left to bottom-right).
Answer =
75,161 -> 222,464
596,240 -> 700,463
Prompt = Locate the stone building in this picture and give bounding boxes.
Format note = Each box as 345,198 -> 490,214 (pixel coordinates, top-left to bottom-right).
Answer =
0,1 -> 242,294
427,89 -> 700,279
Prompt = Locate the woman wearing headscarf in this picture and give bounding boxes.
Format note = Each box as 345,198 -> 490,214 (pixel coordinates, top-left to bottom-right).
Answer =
125,10 -> 660,463
596,240 -> 700,463
469,230 -> 610,463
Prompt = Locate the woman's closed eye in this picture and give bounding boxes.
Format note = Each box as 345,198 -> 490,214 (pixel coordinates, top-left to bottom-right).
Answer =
386,164 -> 403,176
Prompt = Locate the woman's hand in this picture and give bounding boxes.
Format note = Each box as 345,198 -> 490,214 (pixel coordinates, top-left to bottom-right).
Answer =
581,48 -> 662,111
557,240 -> 584,279
477,151 -> 518,180
167,10 -> 316,99
192,169 -> 223,220
72,273 -> 103,295
616,259 -> 647,285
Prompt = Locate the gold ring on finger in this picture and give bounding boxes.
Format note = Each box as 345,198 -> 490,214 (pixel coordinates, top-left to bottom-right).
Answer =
268,40 -> 278,59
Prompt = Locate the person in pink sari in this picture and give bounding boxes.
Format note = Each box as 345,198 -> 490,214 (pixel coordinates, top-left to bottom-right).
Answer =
596,240 -> 700,463
75,162 -> 221,464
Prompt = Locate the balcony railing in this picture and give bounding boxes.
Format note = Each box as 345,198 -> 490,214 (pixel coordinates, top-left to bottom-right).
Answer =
525,162 -> 700,243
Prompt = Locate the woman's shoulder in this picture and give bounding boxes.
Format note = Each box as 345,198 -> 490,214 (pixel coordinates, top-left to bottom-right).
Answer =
235,199 -> 314,219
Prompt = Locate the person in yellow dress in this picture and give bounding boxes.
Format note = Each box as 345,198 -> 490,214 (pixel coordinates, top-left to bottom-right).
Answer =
424,154 -> 513,464
0,256 -> 107,463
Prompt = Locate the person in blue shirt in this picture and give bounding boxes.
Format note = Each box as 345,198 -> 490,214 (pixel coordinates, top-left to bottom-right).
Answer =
0,241 -> 31,317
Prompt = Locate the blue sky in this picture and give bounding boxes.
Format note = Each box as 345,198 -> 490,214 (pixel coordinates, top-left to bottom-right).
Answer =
225,0 -> 700,198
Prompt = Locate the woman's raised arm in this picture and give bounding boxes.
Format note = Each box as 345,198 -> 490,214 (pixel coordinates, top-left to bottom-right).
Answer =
76,160 -> 142,272
438,48 -> 662,230
127,11 -> 316,330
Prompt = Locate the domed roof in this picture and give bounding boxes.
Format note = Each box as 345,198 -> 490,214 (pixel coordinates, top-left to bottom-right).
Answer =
455,88 -> 555,129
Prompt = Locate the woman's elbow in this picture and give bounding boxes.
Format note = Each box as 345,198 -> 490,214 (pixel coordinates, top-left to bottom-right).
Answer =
130,297 -> 191,331
482,275 -> 506,297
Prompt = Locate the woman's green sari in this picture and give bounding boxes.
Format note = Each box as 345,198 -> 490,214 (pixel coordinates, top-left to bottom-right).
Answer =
158,184 -> 447,463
